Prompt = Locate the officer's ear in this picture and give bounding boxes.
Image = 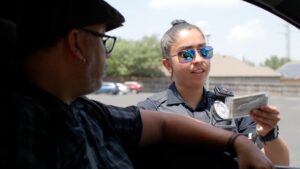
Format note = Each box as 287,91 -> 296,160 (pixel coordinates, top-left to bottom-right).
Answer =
162,58 -> 172,74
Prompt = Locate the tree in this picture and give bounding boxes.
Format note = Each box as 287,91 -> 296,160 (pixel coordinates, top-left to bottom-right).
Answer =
262,55 -> 291,70
106,35 -> 164,77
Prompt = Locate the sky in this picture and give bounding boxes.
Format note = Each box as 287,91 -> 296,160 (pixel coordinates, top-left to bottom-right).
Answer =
107,0 -> 300,65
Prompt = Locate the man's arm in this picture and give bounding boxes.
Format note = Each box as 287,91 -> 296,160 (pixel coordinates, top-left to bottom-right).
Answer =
250,105 -> 290,165
139,110 -> 273,169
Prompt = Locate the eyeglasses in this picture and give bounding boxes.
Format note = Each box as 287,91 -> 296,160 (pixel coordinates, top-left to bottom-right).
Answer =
79,28 -> 117,54
170,46 -> 213,63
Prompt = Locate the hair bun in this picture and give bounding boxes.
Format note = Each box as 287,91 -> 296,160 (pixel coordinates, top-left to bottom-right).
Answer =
171,19 -> 187,26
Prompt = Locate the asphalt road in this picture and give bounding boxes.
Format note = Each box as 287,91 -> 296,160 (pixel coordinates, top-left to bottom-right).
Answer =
87,93 -> 300,166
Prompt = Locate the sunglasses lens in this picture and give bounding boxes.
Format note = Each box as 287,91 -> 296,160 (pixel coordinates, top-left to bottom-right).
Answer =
178,49 -> 195,63
200,46 -> 213,59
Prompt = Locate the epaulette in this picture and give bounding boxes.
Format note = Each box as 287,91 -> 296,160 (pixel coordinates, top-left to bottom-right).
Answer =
213,85 -> 234,103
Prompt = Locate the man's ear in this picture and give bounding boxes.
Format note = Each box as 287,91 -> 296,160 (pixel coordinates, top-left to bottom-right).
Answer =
162,58 -> 172,73
66,29 -> 84,61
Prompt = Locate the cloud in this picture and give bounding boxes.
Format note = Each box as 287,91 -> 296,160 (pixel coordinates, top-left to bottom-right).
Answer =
227,19 -> 265,41
195,20 -> 208,28
194,20 -> 211,37
149,0 -> 240,9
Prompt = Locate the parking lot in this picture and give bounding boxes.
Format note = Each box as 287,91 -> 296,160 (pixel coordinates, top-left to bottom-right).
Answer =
87,93 -> 300,166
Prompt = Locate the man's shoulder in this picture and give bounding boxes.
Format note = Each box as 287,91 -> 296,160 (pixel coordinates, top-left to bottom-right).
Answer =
76,96 -> 110,114
3,91 -> 40,109
1,91 -> 57,133
78,96 -> 140,117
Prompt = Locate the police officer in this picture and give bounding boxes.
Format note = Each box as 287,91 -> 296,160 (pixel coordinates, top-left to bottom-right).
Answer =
137,19 -> 289,165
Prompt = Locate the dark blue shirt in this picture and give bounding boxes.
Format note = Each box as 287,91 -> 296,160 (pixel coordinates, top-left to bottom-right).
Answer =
1,82 -> 142,169
137,82 -> 262,148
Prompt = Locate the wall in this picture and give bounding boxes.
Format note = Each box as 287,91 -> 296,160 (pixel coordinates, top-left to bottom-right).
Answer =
104,76 -> 300,97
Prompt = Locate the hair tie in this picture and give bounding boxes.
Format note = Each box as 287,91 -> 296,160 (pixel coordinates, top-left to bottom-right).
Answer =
171,19 -> 187,26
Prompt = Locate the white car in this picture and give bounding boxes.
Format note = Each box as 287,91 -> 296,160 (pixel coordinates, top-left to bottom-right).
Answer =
116,83 -> 129,95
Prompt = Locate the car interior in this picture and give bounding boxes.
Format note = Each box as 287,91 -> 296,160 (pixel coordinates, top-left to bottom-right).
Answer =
243,0 -> 300,29
0,0 -> 299,169
0,18 -> 16,88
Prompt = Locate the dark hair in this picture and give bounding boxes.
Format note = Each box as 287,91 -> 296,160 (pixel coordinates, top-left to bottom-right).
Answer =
160,19 -> 204,58
17,0 -> 125,59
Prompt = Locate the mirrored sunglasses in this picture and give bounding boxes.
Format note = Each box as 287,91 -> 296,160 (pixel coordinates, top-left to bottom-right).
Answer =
177,46 -> 213,63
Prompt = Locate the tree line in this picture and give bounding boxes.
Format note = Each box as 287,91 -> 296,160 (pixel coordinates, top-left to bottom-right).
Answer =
107,35 -> 291,77
107,35 -> 164,77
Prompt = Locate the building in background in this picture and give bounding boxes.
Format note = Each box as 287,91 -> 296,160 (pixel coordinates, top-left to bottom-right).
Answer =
277,61 -> 300,85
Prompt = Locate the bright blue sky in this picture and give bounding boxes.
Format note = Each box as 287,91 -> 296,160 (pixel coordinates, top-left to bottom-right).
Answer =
107,0 -> 299,65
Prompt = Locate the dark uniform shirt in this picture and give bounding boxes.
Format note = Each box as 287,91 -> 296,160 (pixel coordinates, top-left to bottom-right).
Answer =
137,82 -> 262,148
1,82 -> 142,169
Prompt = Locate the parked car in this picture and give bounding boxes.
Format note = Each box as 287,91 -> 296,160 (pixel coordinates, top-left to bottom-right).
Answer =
124,81 -> 143,94
95,82 -> 119,95
116,83 -> 129,95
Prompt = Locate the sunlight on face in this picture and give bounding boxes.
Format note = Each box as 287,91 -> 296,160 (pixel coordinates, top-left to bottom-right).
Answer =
170,28 -> 210,88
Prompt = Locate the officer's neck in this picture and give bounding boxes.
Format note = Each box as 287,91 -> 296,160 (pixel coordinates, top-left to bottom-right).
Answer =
176,84 -> 203,110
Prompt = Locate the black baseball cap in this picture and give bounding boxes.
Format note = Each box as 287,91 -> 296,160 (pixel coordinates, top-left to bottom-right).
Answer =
18,0 -> 125,56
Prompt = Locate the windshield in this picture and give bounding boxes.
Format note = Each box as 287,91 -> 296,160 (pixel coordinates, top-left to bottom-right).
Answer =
91,0 -> 300,166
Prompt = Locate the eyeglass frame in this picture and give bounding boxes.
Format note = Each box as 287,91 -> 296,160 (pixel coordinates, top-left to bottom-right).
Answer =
78,28 -> 117,54
168,46 -> 214,63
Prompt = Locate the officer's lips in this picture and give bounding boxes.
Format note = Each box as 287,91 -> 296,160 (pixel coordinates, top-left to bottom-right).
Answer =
192,68 -> 205,74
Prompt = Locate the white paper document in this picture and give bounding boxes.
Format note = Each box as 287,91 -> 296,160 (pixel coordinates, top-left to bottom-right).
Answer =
213,92 -> 268,119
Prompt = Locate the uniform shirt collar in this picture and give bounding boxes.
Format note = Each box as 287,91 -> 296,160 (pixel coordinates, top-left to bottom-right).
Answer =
166,82 -> 184,105
166,82 -> 208,111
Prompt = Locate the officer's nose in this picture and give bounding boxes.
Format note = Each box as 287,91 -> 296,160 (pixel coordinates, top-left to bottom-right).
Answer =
193,50 -> 205,63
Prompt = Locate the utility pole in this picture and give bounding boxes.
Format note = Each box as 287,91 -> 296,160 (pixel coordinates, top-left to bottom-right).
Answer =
205,33 -> 211,90
205,33 -> 211,45
285,23 -> 290,59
